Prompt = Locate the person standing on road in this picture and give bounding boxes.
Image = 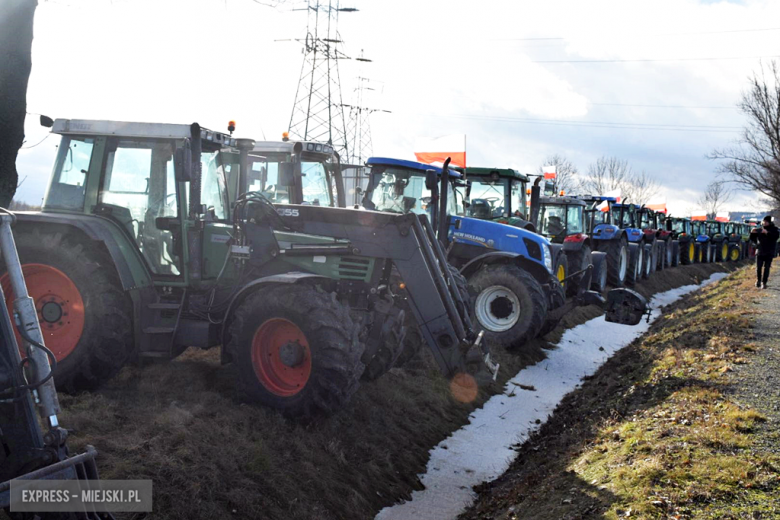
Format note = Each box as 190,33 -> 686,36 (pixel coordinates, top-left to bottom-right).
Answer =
750,215 -> 780,289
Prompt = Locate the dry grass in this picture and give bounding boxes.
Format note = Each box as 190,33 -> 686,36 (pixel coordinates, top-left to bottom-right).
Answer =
7,263 -> 735,520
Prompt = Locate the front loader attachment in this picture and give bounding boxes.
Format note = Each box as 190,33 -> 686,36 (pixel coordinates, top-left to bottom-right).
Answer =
0,211 -> 111,518
272,204 -> 496,379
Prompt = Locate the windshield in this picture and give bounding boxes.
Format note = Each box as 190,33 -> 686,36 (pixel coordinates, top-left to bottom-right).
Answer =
566,205 -> 584,234
671,219 -> 687,233
246,153 -> 334,206
706,222 -> 722,234
365,168 -> 458,217
468,179 -> 508,219
539,204 -> 566,237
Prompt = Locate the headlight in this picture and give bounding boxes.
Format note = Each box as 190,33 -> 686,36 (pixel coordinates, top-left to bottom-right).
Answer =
543,244 -> 553,274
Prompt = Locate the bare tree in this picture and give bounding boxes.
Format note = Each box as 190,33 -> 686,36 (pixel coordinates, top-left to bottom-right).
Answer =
0,0 -> 37,207
537,154 -> 579,195
578,156 -> 631,196
696,180 -> 733,219
625,170 -> 661,206
710,60 -> 780,207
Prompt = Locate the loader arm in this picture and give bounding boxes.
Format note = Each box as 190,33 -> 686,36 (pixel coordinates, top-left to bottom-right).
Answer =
273,204 -> 480,377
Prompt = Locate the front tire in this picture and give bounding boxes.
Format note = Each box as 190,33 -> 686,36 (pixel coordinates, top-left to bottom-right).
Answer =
626,243 -> 643,287
469,264 -> 547,350
0,231 -> 133,392
228,284 -> 364,418
671,241 -> 681,267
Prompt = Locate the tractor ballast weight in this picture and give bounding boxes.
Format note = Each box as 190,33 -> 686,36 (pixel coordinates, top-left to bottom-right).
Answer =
0,211 -> 109,516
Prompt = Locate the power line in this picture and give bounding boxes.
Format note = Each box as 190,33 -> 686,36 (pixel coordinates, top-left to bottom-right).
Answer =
590,102 -> 737,109
495,26 -> 780,41
533,55 -> 780,63
415,113 -> 742,133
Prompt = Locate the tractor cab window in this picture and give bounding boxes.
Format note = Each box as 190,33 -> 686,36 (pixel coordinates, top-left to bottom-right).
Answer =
671,220 -> 687,233
200,151 -> 231,220
301,162 -> 330,206
468,179 -> 508,219
511,180 -> 527,218
364,169 -> 457,218
44,136 -> 96,211
246,154 -> 334,206
540,205 -> 566,238
566,206 -> 584,234
100,139 -> 180,275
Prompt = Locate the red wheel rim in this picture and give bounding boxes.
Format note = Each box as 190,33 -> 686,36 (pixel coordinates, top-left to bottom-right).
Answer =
1,264 -> 85,362
251,318 -> 312,397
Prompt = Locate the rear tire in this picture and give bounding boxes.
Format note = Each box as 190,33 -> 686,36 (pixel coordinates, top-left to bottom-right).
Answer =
656,241 -> 666,271
590,252 -> 608,293
671,241 -> 680,267
538,280 -> 566,337
553,252 -> 569,295
681,240 -> 694,265
626,243 -> 643,287
728,244 -> 741,262
642,243 -> 653,279
469,264 -> 547,350
0,231 -> 133,392
228,284 -> 364,418
565,244 -> 591,297
716,241 -> 728,262
597,237 -> 628,288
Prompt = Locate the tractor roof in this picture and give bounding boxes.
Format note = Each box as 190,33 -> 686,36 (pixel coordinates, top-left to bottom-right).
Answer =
577,195 -> 618,203
252,140 -> 335,156
461,167 -> 529,181
366,157 -> 463,178
51,118 -> 238,147
539,196 -> 586,206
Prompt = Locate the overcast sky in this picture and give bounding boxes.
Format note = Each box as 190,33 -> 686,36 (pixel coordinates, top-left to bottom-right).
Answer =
15,0 -> 780,215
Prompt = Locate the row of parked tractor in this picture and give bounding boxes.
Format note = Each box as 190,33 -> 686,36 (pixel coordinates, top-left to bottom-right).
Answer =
4,117 -> 748,424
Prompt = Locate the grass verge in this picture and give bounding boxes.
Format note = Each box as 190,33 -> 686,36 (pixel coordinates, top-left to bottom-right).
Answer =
462,266 -> 780,520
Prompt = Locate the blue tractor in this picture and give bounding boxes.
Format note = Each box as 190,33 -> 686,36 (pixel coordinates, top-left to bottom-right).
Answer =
361,157 -> 647,349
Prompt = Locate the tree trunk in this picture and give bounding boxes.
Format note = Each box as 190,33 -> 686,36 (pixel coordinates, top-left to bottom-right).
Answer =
0,0 -> 37,208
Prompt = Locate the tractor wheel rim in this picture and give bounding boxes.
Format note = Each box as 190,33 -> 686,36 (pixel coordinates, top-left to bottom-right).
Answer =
689,243 -> 694,259
251,318 -> 312,397
722,244 -> 728,259
475,285 -> 521,332
1,264 -> 85,362
730,248 -> 739,261
618,246 -> 628,280
557,265 -> 566,283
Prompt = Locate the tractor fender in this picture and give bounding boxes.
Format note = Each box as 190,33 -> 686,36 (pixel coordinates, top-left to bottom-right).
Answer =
13,212 -> 152,291
591,224 -> 620,241
219,272 -> 333,363
459,250 -> 552,287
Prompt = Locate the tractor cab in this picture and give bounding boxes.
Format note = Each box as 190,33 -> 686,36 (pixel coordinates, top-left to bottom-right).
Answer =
666,216 -> 692,239
238,139 -> 345,208
361,157 -> 461,218
457,168 -> 530,221
609,203 -> 645,244
534,196 -> 588,245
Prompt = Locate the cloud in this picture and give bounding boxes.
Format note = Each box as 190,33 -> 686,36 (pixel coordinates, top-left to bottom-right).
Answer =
15,0 -> 778,217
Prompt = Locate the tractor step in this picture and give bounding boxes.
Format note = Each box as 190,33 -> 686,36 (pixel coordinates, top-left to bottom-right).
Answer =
147,303 -> 181,310
143,326 -> 176,335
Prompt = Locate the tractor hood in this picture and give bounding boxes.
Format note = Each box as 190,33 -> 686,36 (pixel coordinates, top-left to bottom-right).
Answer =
449,216 -> 553,273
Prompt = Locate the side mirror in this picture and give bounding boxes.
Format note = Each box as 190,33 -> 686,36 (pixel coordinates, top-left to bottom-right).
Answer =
425,170 -> 438,190
40,115 -> 54,128
279,162 -> 299,187
174,140 -> 193,182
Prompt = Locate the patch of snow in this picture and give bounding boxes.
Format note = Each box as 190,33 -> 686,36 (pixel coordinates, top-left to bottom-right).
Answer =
376,273 -> 728,520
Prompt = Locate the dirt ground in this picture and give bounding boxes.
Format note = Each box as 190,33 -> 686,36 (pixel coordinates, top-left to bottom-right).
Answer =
461,264 -> 779,520
5,262 -> 735,520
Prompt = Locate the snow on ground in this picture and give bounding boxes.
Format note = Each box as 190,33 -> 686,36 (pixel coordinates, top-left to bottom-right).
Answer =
376,273 -> 729,520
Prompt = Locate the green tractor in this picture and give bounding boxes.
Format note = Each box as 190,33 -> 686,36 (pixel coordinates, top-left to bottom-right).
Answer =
1,118 -> 493,418
665,216 -> 697,265
703,220 -> 733,262
723,221 -> 746,261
